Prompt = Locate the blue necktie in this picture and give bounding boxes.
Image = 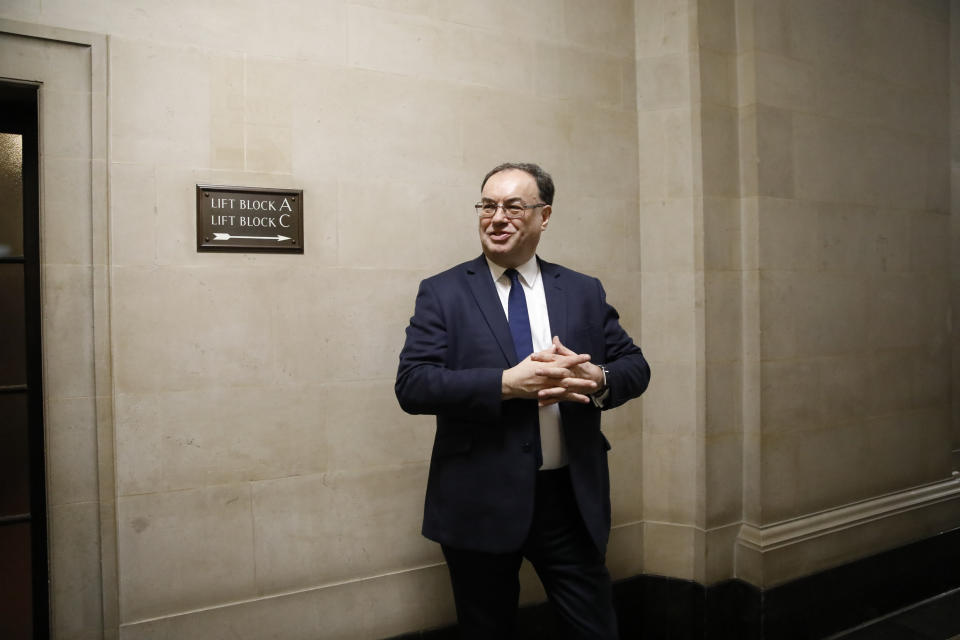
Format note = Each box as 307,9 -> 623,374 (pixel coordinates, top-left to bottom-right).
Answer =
505,269 -> 534,360
505,268 -> 542,468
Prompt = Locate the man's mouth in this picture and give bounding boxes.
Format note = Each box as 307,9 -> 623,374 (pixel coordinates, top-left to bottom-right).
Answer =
488,231 -> 512,242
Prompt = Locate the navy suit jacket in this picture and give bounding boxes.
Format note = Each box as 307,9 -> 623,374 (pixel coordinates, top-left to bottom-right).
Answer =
396,255 -> 650,554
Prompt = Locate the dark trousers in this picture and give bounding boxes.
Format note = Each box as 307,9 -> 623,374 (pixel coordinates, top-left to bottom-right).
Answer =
441,467 -> 618,640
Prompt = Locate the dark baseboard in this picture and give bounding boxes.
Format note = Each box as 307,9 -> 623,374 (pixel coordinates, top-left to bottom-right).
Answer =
386,527 -> 960,639
760,526 -> 960,639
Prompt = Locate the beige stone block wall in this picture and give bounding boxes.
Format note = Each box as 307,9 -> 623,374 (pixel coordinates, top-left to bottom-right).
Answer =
2,0 -> 643,637
736,0 -> 959,588
632,0 -> 957,594
631,0 -> 957,591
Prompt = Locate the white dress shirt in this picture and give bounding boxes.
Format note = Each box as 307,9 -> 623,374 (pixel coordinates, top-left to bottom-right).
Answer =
486,255 -> 568,470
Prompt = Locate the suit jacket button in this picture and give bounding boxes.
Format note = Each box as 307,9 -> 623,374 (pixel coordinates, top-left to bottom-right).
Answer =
521,442 -> 532,452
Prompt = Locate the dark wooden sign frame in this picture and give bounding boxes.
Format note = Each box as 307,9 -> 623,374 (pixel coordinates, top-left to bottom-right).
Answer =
196,184 -> 304,253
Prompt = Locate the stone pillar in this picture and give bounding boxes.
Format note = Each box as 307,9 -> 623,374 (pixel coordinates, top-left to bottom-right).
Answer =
636,0 -> 707,581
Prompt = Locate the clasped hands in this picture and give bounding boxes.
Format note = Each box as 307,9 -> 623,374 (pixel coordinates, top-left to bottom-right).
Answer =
501,336 -> 605,407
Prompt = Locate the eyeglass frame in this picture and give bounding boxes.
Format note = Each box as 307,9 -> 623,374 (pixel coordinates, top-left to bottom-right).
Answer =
474,201 -> 548,219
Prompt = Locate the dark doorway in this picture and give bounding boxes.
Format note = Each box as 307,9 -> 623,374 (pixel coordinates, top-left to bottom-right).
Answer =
0,80 -> 49,639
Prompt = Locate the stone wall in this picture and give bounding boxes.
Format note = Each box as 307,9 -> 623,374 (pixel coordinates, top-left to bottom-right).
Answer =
1,1 -> 643,638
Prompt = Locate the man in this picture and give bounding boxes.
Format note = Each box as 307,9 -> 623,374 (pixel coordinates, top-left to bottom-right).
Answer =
396,162 -> 650,639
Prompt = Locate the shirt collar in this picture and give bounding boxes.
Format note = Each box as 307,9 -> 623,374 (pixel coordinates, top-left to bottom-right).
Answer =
485,254 -> 540,288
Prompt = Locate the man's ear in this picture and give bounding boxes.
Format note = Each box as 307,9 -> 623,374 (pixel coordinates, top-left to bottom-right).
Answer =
540,205 -> 552,229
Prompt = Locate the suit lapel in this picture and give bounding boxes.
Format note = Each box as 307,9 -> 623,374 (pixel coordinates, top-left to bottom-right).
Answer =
539,258 -> 568,345
465,255 -> 518,366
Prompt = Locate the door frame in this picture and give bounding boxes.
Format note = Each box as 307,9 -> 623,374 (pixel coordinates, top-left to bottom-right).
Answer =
0,21 -> 113,639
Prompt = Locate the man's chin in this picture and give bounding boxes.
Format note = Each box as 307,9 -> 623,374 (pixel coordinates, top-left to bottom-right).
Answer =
482,242 -> 512,258
482,248 -> 526,269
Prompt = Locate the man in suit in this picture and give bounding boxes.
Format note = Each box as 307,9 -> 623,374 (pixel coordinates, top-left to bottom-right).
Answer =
396,162 -> 650,639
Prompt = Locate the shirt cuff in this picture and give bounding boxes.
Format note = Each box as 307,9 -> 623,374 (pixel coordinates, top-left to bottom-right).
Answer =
590,365 -> 610,408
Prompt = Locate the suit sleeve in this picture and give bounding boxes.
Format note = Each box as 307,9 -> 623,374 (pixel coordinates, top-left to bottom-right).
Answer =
595,279 -> 650,410
395,279 -> 504,420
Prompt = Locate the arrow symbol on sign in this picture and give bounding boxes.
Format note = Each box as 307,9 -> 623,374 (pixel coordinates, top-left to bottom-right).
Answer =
213,233 -> 291,242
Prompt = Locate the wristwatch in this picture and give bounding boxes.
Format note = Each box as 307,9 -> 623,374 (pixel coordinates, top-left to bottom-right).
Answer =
590,365 -> 610,408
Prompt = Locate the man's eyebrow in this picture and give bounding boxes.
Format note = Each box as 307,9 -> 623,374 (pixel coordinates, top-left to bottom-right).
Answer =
480,196 -> 524,203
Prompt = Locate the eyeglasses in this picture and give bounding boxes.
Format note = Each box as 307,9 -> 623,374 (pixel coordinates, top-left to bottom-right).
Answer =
474,202 -> 547,219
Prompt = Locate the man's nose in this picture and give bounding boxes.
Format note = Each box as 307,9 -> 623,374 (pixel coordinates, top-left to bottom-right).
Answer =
490,204 -> 510,222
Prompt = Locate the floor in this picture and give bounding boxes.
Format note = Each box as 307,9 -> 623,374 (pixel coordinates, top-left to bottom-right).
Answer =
828,588 -> 960,639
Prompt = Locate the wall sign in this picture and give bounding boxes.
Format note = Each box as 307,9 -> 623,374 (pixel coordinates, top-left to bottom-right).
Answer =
196,185 -> 303,253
